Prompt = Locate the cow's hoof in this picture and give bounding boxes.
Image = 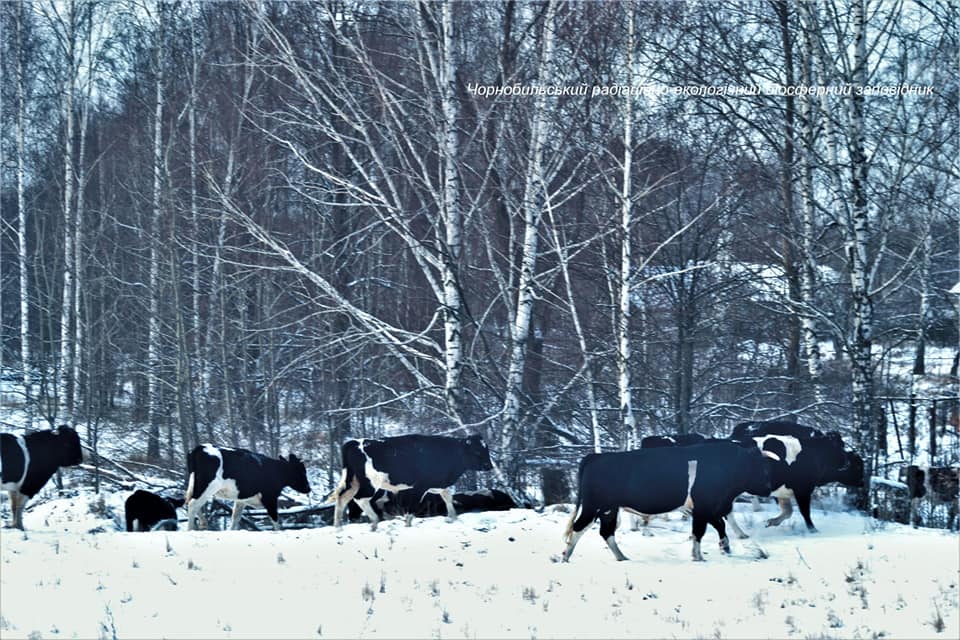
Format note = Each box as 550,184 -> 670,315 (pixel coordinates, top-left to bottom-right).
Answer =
692,555 -> 706,562
641,529 -> 654,537
719,537 -> 731,554
806,526 -> 818,533
765,519 -> 780,528
736,532 -> 750,540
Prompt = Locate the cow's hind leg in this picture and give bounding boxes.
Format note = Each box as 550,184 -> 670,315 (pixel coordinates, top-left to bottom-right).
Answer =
355,497 -> 381,531
691,514 -> 709,561
561,507 -> 596,563
333,478 -> 360,529
186,495 -> 209,531
8,492 -> 25,530
599,511 -> 628,561
230,502 -> 246,530
765,497 -> 793,527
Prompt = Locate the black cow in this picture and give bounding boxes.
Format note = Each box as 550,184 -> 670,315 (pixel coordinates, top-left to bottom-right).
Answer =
332,434 -> 494,530
901,465 -> 959,529
184,444 -> 311,530
562,441 -> 779,562
728,421 -> 864,532
1,425 -> 83,530
125,489 -> 184,532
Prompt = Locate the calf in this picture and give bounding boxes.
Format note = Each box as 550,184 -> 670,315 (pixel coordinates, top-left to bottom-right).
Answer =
125,489 -> 184,532
184,444 -> 311,530
378,488 -> 518,519
332,434 -> 493,529
729,421 -> 864,532
901,465 -> 959,529
562,441 -> 778,562
1,425 -> 83,530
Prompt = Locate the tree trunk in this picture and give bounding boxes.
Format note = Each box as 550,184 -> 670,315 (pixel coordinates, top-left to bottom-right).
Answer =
847,0 -> 874,497
58,0 -> 77,426
500,1 -> 557,482
618,0 -> 637,450
15,0 -> 34,430
147,1 -> 165,460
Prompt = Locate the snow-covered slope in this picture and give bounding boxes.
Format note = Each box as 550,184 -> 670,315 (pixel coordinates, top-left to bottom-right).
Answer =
1,494 -> 957,639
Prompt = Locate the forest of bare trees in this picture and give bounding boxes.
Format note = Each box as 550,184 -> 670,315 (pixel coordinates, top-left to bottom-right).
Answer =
1,0 -> 957,501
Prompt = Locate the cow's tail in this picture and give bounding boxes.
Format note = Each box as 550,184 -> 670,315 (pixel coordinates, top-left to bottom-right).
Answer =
563,455 -> 590,544
324,467 -> 349,504
184,449 -> 196,504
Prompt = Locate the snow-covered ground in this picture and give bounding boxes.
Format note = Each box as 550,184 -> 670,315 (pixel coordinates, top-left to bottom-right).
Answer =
1,493 -> 957,639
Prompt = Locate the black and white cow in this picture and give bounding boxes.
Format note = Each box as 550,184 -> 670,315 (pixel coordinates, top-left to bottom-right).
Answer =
900,465 -> 959,529
332,434 -> 494,529
729,421 -> 864,532
562,441 -> 779,562
184,444 -> 311,530
1,425 -> 83,530
125,489 -> 184,532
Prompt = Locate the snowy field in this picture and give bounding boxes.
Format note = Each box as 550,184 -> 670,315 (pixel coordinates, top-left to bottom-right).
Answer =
1,493 -> 958,639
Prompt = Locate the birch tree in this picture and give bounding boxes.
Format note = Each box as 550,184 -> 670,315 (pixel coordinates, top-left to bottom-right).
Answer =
498,0 -> 558,479
146,0 -> 165,459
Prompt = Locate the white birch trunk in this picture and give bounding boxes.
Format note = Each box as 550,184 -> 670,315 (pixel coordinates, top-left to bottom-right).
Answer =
147,2 -> 165,456
797,2 -> 823,398
58,0 -> 77,424
846,0 -> 874,465
15,0 -> 33,429
618,1 -> 637,451
189,8 -> 204,435
72,68 -> 92,421
439,0 -> 465,427
500,1 -> 557,471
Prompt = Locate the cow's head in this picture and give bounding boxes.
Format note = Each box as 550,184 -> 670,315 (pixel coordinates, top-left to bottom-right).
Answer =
835,450 -> 865,487
52,425 -> 84,466
464,435 -> 494,471
283,453 -> 311,494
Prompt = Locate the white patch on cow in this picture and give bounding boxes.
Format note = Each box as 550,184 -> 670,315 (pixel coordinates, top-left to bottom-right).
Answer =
358,440 -> 413,493
0,435 -> 30,492
752,435 -> 801,465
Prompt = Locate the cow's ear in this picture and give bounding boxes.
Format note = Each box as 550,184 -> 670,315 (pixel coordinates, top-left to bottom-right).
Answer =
288,453 -> 300,463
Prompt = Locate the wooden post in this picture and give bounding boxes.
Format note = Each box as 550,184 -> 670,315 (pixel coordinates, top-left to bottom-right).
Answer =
888,398 -> 904,459
929,400 -> 937,462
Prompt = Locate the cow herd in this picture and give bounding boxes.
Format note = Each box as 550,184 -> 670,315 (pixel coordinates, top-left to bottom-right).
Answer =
1,421 -> 956,564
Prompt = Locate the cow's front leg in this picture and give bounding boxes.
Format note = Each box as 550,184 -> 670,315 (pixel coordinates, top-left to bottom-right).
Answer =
430,488 -> 457,522
725,511 -> 750,539
765,497 -> 793,527
794,490 -> 817,532
710,517 -> 730,554
262,494 -> 281,531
